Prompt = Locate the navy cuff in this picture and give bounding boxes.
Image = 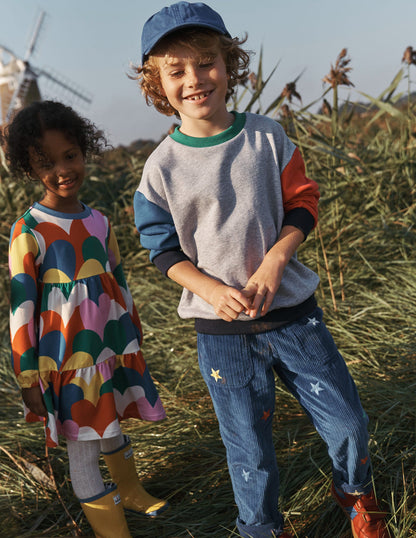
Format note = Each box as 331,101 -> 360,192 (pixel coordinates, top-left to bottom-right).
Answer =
153,249 -> 190,275
282,207 -> 315,239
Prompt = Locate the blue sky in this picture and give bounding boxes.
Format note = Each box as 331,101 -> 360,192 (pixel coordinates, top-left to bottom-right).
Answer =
1,0 -> 415,146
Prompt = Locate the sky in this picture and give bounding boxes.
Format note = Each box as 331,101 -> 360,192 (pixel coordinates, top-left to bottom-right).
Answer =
1,0 -> 415,146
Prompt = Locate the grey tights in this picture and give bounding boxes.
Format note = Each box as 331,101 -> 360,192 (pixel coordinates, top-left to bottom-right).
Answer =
67,433 -> 124,499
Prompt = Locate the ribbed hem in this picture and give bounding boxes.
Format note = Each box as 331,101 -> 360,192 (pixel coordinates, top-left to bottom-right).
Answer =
195,294 -> 317,334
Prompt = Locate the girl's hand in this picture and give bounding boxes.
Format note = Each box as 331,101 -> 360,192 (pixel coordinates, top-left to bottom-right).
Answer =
22,386 -> 48,418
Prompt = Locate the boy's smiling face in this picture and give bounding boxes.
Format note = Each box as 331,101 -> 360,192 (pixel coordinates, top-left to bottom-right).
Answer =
155,44 -> 234,137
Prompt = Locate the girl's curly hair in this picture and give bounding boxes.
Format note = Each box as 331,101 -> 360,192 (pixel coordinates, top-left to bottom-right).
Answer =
0,100 -> 108,180
131,28 -> 251,117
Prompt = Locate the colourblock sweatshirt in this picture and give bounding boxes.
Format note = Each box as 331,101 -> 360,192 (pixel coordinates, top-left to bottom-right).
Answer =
134,112 -> 320,334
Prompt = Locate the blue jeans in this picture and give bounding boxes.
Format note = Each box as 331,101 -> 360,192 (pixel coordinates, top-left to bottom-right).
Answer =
197,307 -> 372,538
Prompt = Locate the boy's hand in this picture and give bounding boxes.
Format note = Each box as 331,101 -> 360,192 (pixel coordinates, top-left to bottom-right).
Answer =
209,283 -> 251,322
242,225 -> 306,318
22,386 -> 48,418
167,260 -> 252,322
242,254 -> 285,318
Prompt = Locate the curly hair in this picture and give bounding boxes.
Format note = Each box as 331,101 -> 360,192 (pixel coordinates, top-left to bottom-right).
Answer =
0,100 -> 108,180
131,28 -> 251,117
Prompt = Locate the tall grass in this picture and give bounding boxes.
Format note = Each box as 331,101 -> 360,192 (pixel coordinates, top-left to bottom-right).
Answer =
0,46 -> 415,537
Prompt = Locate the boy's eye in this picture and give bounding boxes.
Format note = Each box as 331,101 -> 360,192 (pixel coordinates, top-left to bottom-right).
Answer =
200,61 -> 214,68
170,70 -> 184,78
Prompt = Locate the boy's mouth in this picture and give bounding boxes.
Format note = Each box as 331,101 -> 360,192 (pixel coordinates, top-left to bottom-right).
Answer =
185,91 -> 211,101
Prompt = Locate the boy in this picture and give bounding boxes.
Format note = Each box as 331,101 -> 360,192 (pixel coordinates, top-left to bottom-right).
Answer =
133,2 -> 390,537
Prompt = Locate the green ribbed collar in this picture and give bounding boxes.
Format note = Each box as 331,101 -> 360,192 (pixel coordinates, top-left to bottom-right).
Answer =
170,111 -> 246,147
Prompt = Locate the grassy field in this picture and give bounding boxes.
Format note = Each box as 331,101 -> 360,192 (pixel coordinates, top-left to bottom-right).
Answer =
0,49 -> 415,537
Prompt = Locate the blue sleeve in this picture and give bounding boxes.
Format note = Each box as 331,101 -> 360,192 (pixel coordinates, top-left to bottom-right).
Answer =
134,191 -> 189,273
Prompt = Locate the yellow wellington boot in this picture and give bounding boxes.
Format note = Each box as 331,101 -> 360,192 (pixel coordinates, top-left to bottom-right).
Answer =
102,435 -> 169,517
80,483 -> 132,538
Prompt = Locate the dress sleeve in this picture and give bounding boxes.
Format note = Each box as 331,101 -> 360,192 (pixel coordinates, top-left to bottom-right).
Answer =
9,221 -> 40,388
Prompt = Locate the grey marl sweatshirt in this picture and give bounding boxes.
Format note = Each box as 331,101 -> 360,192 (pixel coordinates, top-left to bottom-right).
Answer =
134,112 -> 320,334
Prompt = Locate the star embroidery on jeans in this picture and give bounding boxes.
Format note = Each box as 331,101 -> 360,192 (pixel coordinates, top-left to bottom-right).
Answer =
242,469 -> 250,482
262,409 -> 271,421
307,317 -> 320,326
210,368 -> 222,382
361,456 -> 368,465
310,381 -> 324,396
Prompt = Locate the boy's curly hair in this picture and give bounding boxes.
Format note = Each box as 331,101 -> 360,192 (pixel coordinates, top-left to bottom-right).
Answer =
0,100 -> 108,180
132,28 -> 251,117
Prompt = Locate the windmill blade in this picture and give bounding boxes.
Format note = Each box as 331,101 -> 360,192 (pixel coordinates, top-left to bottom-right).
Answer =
24,11 -> 46,62
22,9 -> 92,107
1,9 -> 93,124
38,69 -> 92,105
0,45 -> 20,122
4,62 -> 32,122
3,11 -> 46,122
0,44 -> 18,61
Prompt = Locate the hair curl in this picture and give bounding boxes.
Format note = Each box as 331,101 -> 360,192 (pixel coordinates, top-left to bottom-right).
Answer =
131,28 -> 251,117
0,100 -> 108,180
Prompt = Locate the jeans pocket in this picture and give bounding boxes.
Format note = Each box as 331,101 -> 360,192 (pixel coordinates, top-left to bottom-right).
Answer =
197,333 -> 254,388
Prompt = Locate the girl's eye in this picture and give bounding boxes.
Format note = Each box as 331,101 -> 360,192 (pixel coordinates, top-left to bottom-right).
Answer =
39,161 -> 53,170
200,62 -> 214,68
66,149 -> 82,161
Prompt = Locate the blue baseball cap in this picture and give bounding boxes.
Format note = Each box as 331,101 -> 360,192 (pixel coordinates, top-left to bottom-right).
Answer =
141,1 -> 231,63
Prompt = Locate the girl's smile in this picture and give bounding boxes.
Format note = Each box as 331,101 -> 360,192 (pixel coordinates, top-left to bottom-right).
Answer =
29,129 -> 85,213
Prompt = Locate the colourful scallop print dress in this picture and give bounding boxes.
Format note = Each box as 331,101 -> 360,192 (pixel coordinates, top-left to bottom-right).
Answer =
9,202 -> 166,447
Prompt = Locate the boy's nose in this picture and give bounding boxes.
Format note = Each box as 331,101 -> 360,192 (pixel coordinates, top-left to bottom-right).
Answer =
185,67 -> 202,87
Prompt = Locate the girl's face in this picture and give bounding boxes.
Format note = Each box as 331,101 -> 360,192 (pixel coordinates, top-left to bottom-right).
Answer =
29,129 -> 86,213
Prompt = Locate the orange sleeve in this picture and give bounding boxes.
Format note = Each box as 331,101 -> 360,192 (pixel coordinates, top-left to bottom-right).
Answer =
281,147 -> 320,228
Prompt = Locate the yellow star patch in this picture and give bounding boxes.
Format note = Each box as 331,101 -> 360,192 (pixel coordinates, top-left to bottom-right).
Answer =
210,368 -> 222,382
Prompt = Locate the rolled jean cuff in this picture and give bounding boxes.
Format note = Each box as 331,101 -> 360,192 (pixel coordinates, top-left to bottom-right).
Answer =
335,480 -> 373,496
237,517 -> 284,538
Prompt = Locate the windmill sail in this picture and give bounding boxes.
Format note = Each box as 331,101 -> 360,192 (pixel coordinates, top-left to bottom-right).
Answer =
0,10 -> 92,125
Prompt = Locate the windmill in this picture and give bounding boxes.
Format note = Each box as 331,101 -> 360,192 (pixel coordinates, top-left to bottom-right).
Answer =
0,10 -> 92,125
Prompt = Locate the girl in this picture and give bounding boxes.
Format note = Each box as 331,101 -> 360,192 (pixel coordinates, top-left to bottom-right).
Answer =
1,100 -> 168,538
